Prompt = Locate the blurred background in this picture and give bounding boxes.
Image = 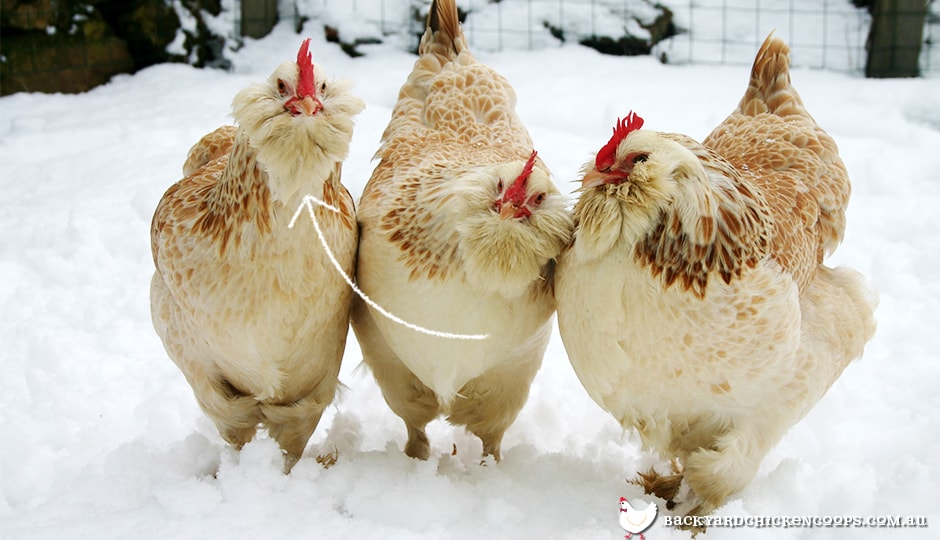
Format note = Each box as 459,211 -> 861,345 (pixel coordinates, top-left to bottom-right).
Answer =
1,0 -> 937,97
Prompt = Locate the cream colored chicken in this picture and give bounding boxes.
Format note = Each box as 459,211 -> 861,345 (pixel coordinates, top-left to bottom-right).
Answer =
352,0 -> 572,461
150,39 -> 364,471
556,34 -> 876,516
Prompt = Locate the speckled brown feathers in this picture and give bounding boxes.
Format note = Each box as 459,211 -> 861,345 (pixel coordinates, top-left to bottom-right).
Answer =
150,40 -> 363,472
633,135 -> 772,298
352,0 -> 572,462
182,125 -> 236,177
378,170 -> 460,281
557,33 -> 876,518
704,34 -> 850,291
358,0 -> 547,281
162,131 -> 274,257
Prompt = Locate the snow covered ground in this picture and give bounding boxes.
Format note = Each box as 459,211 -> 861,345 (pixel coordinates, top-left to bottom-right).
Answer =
2,16 -> 939,540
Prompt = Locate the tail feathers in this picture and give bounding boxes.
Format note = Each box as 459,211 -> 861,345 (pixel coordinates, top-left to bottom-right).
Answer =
739,33 -> 805,118
422,0 -> 465,57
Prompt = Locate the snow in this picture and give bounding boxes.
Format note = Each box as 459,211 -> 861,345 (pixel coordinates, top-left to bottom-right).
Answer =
2,12 -> 940,540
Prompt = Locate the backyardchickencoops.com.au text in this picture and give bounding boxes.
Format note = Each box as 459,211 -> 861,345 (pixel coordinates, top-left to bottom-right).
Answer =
661,515 -> 929,529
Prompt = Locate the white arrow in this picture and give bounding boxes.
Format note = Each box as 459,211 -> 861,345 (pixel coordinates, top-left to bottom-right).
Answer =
289,194 -> 488,341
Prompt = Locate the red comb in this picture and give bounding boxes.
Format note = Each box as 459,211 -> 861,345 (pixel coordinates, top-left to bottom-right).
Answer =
595,111 -> 644,171
504,150 -> 538,203
520,150 -> 538,180
296,38 -> 315,98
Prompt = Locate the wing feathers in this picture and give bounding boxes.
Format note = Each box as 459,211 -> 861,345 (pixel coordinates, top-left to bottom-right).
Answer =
182,125 -> 237,177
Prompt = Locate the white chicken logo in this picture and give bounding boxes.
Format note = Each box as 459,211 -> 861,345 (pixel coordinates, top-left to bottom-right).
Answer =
619,496 -> 657,539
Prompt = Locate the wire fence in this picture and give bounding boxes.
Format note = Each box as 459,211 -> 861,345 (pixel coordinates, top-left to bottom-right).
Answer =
1,0 -> 935,97
664,1 -> 872,69
259,0 -> 938,76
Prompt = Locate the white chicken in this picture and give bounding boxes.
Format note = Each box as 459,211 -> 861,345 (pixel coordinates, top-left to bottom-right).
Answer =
150,39 -> 365,471
556,34 -> 876,515
351,0 -> 573,461
619,497 -> 658,540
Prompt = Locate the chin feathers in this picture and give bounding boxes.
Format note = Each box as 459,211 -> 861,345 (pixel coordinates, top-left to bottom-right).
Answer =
458,201 -> 572,298
231,75 -> 365,203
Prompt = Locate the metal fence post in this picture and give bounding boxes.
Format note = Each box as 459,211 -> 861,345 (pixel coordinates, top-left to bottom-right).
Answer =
241,0 -> 280,39
865,0 -> 927,77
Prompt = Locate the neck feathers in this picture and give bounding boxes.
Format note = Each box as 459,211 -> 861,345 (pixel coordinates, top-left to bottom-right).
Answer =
197,135 -> 273,254
634,153 -> 771,298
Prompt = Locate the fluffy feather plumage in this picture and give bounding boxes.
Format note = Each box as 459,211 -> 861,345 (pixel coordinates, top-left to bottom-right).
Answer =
150,39 -> 364,471
352,0 -> 573,461
556,34 -> 876,516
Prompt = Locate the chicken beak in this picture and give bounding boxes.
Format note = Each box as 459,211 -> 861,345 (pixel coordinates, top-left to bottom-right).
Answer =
296,94 -> 323,116
499,203 -> 516,220
287,94 -> 323,117
581,168 -> 624,189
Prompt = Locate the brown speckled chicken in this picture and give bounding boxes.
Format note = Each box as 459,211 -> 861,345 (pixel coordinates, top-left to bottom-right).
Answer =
556,34 -> 876,516
150,39 -> 364,471
351,0 -> 572,461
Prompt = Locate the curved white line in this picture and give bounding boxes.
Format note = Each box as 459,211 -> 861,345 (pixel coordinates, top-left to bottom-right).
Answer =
289,195 -> 488,341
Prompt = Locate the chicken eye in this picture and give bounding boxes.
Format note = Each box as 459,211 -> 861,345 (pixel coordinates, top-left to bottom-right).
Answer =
632,154 -> 648,165
533,193 -> 545,205
320,81 -> 327,92
497,179 -> 504,192
277,79 -> 290,96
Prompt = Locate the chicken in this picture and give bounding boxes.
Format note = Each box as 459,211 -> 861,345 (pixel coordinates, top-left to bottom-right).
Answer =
181,124 -> 235,178
555,34 -> 876,516
150,39 -> 365,471
351,0 -> 573,462
619,497 -> 658,540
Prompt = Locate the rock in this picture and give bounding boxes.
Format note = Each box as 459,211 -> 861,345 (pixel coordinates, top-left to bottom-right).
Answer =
174,0 -> 232,70
578,5 -> 676,56
97,0 -> 181,70
323,25 -> 382,58
1,32 -> 134,95
1,0 -> 60,31
0,0 -> 236,95
1,0 -> 137,95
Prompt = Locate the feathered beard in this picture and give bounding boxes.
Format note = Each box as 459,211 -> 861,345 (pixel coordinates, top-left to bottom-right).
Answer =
232,73 -> 365,203
457,195 -> 572,299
